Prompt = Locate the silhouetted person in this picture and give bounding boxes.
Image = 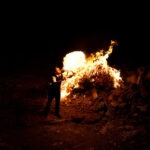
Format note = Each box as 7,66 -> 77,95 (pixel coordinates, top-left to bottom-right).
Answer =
44,67 -> 63,118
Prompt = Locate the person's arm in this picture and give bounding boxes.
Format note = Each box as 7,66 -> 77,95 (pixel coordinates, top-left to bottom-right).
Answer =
52,76 -> 57,82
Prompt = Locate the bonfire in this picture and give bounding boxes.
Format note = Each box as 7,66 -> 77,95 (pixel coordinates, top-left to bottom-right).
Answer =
61,41 -> 123,100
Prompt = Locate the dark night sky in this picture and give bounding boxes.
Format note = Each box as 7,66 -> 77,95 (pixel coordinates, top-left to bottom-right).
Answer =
1,15 -> 150,75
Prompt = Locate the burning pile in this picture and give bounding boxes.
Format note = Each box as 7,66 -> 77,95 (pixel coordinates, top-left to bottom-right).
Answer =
61,41 -> 123,99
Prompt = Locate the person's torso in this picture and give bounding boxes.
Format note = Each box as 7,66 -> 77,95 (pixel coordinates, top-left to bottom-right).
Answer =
49,73 -> 62,88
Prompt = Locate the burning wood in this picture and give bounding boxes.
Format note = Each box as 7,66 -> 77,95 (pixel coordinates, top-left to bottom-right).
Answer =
61,41 -> 123,99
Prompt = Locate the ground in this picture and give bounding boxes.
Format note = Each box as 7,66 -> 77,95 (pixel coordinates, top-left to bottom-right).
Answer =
0,66 -> 150,150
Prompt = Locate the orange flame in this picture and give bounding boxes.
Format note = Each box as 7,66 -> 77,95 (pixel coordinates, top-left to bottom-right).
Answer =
61,41 -> 122,99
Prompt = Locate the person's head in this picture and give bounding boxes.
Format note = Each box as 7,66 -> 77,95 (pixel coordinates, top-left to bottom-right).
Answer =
55,67 -> 61,75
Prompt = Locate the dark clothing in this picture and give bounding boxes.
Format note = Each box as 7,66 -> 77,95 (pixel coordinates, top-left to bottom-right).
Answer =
44,73 -> 63,117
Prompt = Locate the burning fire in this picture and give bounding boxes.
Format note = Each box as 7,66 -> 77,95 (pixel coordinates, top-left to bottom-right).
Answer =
61,41 -> 122,99
63,51 -> 86,71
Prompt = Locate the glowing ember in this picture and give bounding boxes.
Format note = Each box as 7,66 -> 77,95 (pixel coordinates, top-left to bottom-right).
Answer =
61,41 -> 123,99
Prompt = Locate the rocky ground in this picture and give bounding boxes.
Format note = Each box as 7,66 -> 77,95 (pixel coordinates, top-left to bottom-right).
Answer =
0,65 -> 150,150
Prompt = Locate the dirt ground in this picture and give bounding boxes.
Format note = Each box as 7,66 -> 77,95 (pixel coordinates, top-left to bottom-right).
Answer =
0,67 -> 150,150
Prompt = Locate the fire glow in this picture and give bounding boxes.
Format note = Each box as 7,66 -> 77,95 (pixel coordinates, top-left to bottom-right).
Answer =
61,41 -> 123,99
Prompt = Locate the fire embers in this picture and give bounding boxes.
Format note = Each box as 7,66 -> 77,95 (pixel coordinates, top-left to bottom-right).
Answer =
61,41 -> 123,99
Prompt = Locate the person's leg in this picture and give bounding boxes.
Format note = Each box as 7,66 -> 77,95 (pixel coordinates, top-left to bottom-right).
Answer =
44,87 -> 54,117
55,88 -> 61,117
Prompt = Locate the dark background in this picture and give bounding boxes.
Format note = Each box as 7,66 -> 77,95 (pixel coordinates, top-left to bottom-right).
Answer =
1,15 -> 150,76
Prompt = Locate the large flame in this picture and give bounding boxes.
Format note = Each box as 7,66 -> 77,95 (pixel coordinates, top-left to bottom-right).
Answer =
61,41 -> 122,99
63,51 -> 86,71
